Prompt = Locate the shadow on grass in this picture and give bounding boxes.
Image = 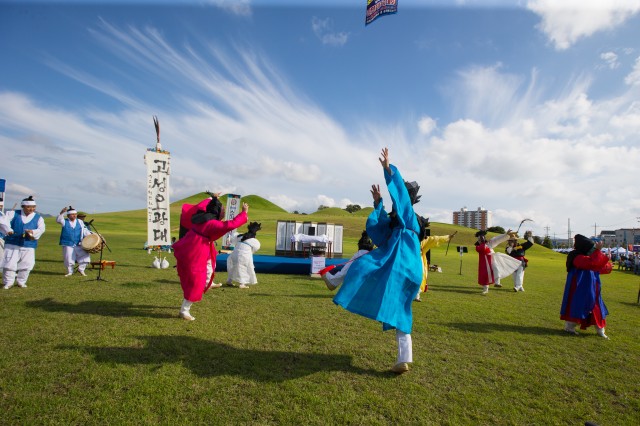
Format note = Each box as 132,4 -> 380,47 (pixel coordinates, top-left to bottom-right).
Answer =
59,335 -> 392,381
443,321 -> 557,335
25,298 -> 175,318
429,284 -> 478,295
248,293 -> 333,299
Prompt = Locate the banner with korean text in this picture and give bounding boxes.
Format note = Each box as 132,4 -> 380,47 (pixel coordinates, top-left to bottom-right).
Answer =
144,149 -> 171,249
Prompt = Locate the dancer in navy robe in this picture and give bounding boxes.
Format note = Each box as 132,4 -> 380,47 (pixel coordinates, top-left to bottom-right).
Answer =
333,147 -> 423,374
560,234 -> 612,338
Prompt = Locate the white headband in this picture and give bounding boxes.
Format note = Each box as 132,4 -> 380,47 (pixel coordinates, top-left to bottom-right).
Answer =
21,200 -> 36,206
67,209 -> 77,215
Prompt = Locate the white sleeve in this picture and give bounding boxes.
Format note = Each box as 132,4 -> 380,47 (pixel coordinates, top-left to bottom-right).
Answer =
31,216 -> 46,240
487,233 -> 509,249
0,211 -> 14,234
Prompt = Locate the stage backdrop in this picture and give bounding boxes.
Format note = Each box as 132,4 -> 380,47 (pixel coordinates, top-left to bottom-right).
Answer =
144,148 -> 171,249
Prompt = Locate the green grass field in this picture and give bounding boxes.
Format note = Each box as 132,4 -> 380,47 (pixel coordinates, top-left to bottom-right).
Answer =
1,197 -> 639,425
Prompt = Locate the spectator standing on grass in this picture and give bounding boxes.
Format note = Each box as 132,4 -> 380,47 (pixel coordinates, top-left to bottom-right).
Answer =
0,196 -> 45,289
333,147 -> 424,374
560,234 -> 612,339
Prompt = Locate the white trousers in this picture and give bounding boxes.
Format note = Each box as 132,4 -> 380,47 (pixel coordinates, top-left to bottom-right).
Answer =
3,245 -> 36,287
180,299 -> 193,314
396,330 -> 413,364
62,245 -> 91,273
0,238 -> 5,270
513,265 -> 525,290
206,259 -> 213,284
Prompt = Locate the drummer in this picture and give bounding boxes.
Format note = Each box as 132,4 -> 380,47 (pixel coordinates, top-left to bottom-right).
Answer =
57,206 -> 92,277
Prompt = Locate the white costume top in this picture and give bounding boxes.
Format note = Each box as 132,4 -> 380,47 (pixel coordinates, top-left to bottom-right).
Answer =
226,235 -> 261,285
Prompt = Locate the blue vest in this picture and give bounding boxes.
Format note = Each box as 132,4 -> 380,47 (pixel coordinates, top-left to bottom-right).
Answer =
5,210 -> 41,249
59,219 -> 83,246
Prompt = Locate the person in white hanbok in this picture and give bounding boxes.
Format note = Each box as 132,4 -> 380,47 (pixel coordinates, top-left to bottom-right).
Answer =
1,196 -> 46,289
57,206 -> 92,276
322,230 -> 373,291
226,222 -> 261,289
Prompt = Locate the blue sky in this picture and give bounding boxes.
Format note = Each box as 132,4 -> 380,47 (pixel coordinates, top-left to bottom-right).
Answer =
1,0 -> 639,240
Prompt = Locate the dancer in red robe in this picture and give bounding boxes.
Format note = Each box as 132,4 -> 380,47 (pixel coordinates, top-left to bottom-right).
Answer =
173,194 -> 248,320
560,234 -> 612,338
475,230 -> 520,294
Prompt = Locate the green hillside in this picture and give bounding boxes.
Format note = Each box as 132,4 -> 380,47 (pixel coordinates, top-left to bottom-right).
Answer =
61,193 -> 553,260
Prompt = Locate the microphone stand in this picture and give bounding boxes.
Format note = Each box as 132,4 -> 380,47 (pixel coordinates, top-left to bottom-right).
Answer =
86,220 -> 111,282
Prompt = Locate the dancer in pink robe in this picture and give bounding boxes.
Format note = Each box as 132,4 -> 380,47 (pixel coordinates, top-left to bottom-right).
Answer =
173,194 -> 248,320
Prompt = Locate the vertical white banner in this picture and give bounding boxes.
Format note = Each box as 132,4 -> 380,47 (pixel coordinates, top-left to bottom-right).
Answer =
144,149 -> 171,248
221,194 -> 241,250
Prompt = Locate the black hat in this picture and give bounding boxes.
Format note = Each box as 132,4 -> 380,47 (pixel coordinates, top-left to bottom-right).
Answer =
404,181 -> 421,205
357,230 -> 374,251
475,230 -> 487,238
192,196 -> 224,224
574,234 -> 595,255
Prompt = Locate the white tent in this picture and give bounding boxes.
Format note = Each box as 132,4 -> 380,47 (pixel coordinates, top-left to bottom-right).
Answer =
610,247 -> 628,254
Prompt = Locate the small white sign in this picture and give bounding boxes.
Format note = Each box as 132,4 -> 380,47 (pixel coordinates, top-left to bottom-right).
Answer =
311,255 -> 326,274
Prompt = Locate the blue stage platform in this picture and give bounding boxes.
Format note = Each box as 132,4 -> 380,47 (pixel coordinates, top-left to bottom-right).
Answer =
216,254 -> 345,275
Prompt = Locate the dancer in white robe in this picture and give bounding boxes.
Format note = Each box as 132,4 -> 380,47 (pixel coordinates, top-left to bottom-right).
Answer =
226,222 -> 261,289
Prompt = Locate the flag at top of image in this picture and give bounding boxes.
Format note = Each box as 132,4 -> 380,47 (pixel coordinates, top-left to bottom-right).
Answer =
366,0 -> 398,26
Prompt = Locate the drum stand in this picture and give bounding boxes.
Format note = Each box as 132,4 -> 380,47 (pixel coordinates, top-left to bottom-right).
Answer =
87,221 -> 111,282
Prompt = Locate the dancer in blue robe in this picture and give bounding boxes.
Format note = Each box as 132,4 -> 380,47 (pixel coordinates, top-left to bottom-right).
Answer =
560,234 -> 612,338
333,147 -> 423,374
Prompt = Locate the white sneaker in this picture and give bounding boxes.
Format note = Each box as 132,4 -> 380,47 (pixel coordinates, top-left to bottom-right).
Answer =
519,287 -> 525,292
79,271 -> 87,277
597,329 -> 609,339
17,284 -> 27,288
494,283 -> 502,288
238,284 -> 249,289
64,273 -> 73,277
209,283 -> 222,289
179,312 -> 195,321
2,285 -> 10,290
481,286 -> 489,294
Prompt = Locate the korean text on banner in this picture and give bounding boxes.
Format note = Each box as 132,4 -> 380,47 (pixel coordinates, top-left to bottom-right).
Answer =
222,194 -> 241,250
366,0 -> 398,26
144,149 -> 171,247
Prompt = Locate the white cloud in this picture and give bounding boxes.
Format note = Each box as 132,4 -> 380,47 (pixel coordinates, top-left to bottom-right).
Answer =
417,116 -> 437,135
625,56 -> 640,85
208,0 -> 252,17
527,0 -> 640,50
600,51 -> 620,69
311,17 -> 349,46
